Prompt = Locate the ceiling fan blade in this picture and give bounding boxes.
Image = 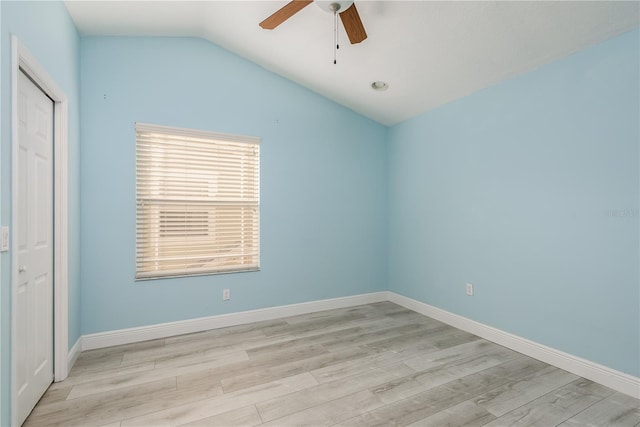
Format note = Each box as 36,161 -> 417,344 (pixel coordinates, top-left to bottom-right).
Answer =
259,0 -> 313,30
339,3 -> 367,44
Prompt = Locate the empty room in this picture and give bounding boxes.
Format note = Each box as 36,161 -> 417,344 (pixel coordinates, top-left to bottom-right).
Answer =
0,0 -> 639,426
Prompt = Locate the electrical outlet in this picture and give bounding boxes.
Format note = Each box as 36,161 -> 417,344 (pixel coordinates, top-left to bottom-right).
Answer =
222,289 -> 230,301
466,283 -> 474,296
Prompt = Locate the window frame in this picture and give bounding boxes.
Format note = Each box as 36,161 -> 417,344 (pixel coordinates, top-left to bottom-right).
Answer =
135,122 -> 260,280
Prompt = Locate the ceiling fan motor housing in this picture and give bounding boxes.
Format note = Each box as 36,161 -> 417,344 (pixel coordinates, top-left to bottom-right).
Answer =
316,1 -> 355,14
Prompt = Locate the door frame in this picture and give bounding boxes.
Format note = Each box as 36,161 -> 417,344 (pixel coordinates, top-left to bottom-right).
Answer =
10,35 -> 69,425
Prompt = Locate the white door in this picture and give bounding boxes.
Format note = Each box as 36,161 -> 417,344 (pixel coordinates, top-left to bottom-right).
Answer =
15,70 -> 54,425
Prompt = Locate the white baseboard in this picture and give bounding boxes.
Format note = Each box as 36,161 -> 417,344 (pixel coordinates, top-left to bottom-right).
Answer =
388,291 -> 640,399
66,337 -> 82,379
75,290 -> 639,399
81,291 -> 388,351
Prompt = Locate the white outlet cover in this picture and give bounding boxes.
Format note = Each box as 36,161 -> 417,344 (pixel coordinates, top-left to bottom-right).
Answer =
466,283 -> 474,296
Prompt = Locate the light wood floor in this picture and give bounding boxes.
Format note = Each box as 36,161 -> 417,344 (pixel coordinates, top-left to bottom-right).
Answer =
25,302 -> 640,427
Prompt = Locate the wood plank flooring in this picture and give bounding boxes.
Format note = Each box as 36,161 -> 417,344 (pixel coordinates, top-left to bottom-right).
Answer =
24,302 -> 640,427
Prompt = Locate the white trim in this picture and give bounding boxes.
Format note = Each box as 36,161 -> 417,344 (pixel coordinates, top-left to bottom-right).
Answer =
388,291 -> 640,399
135,122 -> 260,145
77,290 -> 639,399
82,292 -> 388,351
11,35 -> 70,425
53,101 -> 69,384
67,338 -> 82,373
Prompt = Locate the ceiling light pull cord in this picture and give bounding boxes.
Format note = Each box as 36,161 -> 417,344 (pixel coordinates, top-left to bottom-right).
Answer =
334,9 -> 339,64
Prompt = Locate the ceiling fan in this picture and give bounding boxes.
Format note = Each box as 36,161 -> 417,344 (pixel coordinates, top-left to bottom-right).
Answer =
259,0 -> 367,44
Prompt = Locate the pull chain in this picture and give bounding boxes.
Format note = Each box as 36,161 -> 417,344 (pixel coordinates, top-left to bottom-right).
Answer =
333,10 -> 339,64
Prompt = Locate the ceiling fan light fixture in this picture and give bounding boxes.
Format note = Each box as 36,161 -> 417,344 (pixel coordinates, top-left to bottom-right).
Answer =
316,1 -> 354,13
371,81 -> 389,91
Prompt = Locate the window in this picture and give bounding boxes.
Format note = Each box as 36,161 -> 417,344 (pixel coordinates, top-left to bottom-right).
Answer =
135,123 -> 260,279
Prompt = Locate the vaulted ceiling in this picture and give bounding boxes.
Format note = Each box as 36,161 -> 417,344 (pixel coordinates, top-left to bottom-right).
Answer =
65,1 -> 640,126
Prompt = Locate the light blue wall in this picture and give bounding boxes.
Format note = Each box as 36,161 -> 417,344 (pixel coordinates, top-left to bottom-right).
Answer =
0,1 -> 81,424
79,37 -> 388,334
388,29 -> 640,377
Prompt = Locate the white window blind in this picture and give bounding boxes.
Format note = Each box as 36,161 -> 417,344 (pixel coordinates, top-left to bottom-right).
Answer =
135,123 -> 260,279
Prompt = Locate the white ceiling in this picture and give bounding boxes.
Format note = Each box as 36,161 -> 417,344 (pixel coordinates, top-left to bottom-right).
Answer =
65,1 -> 639,126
